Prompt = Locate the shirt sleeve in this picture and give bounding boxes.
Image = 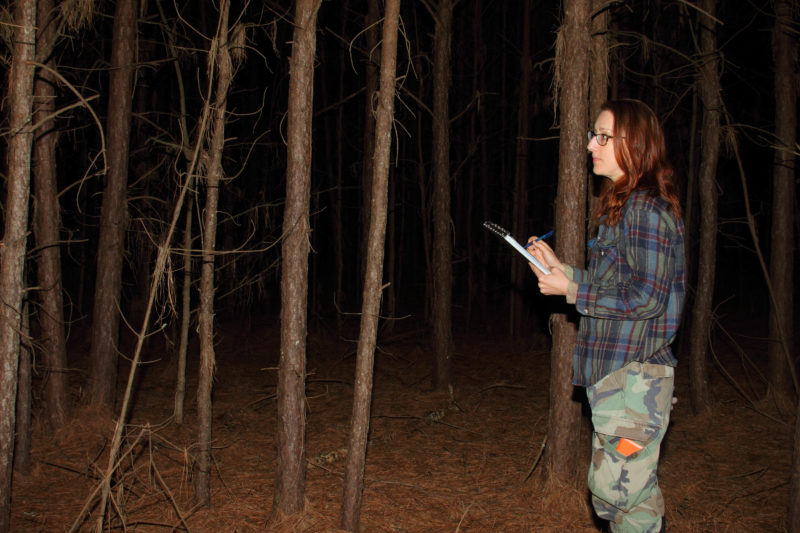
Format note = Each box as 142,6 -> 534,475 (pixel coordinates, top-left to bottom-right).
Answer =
574,207 -> 676,320
560,264 -> 584,304
566,281 -> 578,304
562,264 -> 589,283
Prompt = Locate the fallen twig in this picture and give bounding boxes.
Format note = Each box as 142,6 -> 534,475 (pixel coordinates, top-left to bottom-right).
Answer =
519,436 -> 547,487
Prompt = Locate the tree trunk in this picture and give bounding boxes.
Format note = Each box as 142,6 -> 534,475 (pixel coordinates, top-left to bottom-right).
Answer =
341,2 -> 401,529
510,0 -> 532,337
476,0 -> 490,324
767,0 -> 796,404
359,0 -> 380,292
689,0 -> 721,415
196,0 -> 234,506
544,0 -> 590,482
465,0 -> 483,328
174,197 -> 193,424
156,0 -> 195,425
409,3 -> 432,324
274,0 -> 320,516
383,167 -> 397,336
331,0 -> 348,334
89,0 -> 138,410
774,0 -> 800,528
431,0 -> 454,390
32,0 -> 69,431
678,90 -> 700,364
14,301 -> 31,475
0,1 -> 36,529
790,394 -> 800,531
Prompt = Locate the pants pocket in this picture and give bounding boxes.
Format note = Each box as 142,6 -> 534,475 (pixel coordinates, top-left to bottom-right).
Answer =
588,432 -> 659,512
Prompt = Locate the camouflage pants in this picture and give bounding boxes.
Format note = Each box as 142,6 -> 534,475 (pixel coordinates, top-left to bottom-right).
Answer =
586,362 -> 674,533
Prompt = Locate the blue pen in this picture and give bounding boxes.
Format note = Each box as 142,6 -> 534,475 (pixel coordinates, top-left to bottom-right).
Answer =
524,229 -> 554,248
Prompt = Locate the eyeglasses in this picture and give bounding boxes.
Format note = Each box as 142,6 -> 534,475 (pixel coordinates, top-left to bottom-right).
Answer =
587,131 -> 621,146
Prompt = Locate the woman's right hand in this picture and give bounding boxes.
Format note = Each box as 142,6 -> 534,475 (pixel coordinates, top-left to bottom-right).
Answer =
526,238 -> 570,296
526,237 -> 562,271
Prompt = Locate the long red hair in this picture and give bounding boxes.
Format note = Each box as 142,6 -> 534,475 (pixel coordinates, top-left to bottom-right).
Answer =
594,99 -> 682,225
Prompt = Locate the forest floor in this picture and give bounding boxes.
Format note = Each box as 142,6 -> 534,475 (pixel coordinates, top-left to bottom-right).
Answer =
9,313 -> 794,532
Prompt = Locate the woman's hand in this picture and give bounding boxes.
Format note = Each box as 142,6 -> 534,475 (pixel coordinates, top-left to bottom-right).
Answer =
526,237 -> 570,296
525,237 -> 562,271
532,265 -> 570,296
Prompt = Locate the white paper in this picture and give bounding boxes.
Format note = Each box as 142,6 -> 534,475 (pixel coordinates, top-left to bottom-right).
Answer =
504,235 -> 551,275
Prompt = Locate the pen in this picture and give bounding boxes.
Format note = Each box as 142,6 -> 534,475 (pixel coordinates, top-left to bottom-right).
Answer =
524,230 -> 554,248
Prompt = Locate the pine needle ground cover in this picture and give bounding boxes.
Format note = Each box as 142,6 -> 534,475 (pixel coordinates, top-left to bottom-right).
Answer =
11,317 -> 790,532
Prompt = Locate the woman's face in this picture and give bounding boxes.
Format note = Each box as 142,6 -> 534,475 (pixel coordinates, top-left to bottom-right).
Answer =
588,110 -> 624,182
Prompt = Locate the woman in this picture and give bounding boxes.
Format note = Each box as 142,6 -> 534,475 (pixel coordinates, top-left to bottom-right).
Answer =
528,99 -> 685,533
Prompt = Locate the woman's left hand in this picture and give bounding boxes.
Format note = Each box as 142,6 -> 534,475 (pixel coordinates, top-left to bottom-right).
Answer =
530,263 -> 570,296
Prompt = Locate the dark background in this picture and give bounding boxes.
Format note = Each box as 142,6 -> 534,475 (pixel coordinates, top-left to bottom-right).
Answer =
8,0 -> 795,350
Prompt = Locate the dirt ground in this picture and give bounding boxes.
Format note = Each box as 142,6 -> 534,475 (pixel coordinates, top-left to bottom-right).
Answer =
10,314 -> 794,532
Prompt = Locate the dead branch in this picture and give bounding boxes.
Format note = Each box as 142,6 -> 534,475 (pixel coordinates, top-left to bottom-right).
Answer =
519,436 -> 547,486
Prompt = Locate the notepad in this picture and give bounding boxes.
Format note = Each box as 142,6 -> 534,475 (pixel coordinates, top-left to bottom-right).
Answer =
483,221 -> 552,275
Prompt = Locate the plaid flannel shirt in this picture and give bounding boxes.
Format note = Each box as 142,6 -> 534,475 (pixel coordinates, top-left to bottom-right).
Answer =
564,190 -> 686,387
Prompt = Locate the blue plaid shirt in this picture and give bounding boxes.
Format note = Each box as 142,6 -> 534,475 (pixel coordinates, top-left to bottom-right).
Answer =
565,191 -> 686,387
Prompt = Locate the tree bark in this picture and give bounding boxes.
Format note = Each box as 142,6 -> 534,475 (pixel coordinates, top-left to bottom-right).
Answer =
412,4 -> 432,324
174,197 -> 193,424
331,0 -> 349,334
274,0 -> 320,516
775,0 -> 800,529
689,0 -> 721,415
360,0 -> 380,291
510,0 -> 532,337
431,0 -> 454,390
544,0 -> 590,482
33,0 -> 69,430
14,301 -> 31,475
465,0 -> 482,328
195,0 -> 234,506
767,0 -> 796,404
476,0 -> 490,324
89,0 -> 138,410
340,2 -> 401,529
0,1 -> 36,529
791,392 -> 800,532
